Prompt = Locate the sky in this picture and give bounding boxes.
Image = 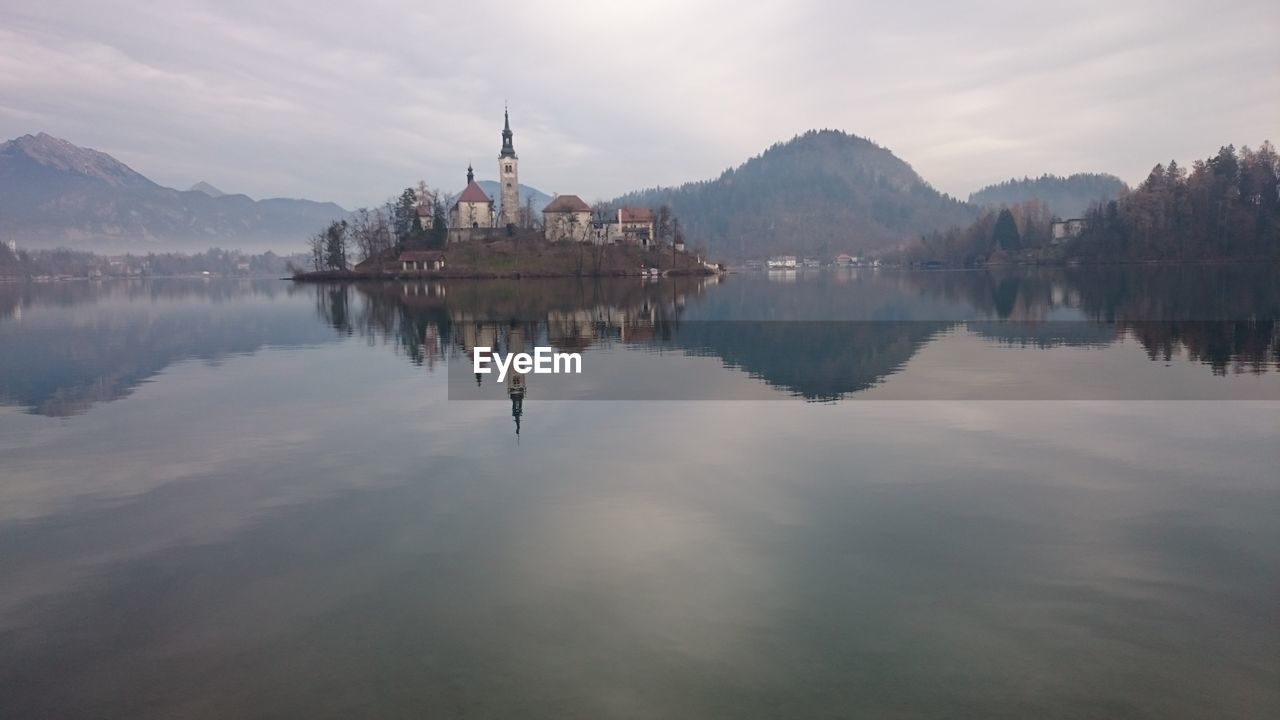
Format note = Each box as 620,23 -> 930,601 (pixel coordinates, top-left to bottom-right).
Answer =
1,0 -> 1276,209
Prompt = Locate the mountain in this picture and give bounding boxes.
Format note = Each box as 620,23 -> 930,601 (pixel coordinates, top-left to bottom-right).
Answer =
473,181 -> 553,213
0,133 -> 347,252
189,181 -> 226,197
968,173 -> 1128,218
611,130 -> 978,261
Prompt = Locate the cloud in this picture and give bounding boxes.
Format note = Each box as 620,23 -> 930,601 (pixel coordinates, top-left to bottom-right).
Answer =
1,0 -> 1276,206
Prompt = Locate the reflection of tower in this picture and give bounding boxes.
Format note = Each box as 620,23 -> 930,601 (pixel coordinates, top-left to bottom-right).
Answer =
508,373 -> 526,437
498,106 -> 519,227
505,321 -> 527,439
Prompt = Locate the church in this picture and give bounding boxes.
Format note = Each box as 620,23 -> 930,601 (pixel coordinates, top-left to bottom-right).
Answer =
447,109 -> 521,236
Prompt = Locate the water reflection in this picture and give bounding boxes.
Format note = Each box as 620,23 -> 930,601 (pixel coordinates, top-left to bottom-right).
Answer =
2,272 -> 1278,719
0,280 -> 337,416
329,268 -> 1280,401
2,267 -> 1279,417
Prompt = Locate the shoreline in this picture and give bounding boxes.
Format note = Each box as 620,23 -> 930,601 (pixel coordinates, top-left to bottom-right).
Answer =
290,267 -> 717,282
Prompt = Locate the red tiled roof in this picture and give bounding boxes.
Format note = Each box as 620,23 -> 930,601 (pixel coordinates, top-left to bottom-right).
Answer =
619,207 -> 653,222
455,180 -> 492,205
543,194 -> 591,213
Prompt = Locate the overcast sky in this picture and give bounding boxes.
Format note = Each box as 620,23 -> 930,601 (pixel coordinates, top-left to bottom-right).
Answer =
2,0 -> 1276,208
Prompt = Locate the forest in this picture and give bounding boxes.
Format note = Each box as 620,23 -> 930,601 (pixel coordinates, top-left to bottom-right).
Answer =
1070,143 -> 1279,262
968,173 -> 1128,218
898,143 -> 1279,266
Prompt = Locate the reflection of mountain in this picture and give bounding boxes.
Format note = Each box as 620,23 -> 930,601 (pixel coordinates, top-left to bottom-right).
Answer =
662,322 -> 951,400
334,266 -> 1279,402
0,281 -> 338,416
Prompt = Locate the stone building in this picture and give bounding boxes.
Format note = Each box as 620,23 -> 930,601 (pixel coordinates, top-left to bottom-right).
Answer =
498,108 -> 519,227
543,195 -> 593,242
451,165 -> 496,229
617,207 -> 655,247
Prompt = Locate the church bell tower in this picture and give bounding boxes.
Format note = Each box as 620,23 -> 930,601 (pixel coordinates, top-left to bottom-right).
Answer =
498,107 -> 519,227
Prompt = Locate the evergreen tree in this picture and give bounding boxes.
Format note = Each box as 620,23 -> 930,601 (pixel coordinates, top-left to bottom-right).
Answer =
992,208 -> 1021,252
429,198 -> 448,249
393,188 -> 417,246
323,220 -> 349,270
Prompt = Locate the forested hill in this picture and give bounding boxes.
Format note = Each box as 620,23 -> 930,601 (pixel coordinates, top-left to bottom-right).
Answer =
611,130 -> 977,261
969,173 -> 1128,218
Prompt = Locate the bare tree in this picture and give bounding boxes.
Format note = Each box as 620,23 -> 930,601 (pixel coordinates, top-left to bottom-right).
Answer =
349,207 -> 396,270
308,230 -> 326,271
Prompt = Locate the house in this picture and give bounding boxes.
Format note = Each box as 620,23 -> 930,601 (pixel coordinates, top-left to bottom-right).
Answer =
399,250 -> 445,271
1050,218 -> 1087,244
834,254 -> 855,266
618,207 -> 655,247
674,236 -> 686,252
543,194 -> 593,242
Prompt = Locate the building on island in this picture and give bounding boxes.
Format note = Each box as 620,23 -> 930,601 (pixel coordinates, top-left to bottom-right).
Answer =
399,250 -> 445,271
498,108 -> 519,228
617,207 -> 655,248
451,165 -> 496,229
542,195 -> 593,242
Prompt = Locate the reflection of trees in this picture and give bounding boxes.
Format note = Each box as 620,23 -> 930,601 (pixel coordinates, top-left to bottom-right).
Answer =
310,269 -> 1280,402
902,266 -> 1280,373
330,278 -> 713,371
1123,321 -> 1279,375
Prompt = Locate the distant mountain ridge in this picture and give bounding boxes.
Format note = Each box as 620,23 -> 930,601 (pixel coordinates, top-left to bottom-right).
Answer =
471,180 -> 553,213
0,133 -> 347,251
969,173 -> 1128,218
189,181 -> 226,197
612,130 -> 980,261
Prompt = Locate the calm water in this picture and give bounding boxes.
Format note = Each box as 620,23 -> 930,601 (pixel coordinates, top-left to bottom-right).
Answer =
1,268 -> 1278,718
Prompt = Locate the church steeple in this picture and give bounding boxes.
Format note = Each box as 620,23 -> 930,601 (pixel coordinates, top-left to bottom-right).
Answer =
500,106 -> 516,158
466,164 -> 474,184
497,106 -> 520,226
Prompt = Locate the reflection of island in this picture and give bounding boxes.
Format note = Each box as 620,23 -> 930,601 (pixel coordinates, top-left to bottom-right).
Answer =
4,266 -> 1275,418
330,266 -> 1279,403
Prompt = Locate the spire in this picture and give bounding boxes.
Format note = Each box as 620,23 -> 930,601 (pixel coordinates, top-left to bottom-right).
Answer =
500,105 -> 516,158
466,164 -> 474,184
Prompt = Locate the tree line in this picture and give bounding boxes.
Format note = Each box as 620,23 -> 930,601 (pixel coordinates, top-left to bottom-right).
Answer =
968,173 -> 1128,218
0,245 -> 306,278
896,200 -> 1055,267
307,182 -> 448,272
1070,143 -> 1279,262
897,142 -> 1278,266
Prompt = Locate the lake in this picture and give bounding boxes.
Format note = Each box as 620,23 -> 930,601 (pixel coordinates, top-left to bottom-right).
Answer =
1,267 -> 1277,718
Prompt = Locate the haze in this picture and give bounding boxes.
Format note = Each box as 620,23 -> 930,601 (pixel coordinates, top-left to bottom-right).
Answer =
1,0 -> 1275,207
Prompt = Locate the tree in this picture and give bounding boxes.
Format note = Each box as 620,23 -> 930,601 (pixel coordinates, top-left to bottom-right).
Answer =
655,205 -> 673,244
392,188 -> 418,247
308,230 -> 326,271
323,220 -> 349,271
992,208 -> 1021,252
429,197 -> 448,249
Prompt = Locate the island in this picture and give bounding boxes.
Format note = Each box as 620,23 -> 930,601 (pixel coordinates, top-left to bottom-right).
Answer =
292,109 -> 719,282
